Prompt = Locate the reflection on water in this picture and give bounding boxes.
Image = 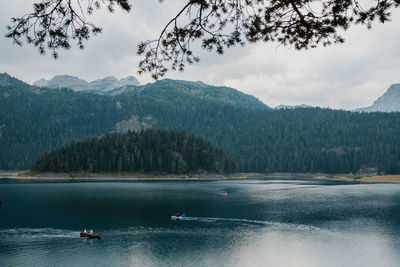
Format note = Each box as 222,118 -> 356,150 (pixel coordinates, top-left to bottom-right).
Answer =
1,179 -> 400,266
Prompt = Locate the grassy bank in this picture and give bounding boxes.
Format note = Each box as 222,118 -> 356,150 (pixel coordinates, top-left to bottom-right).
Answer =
315,174 -> 400,183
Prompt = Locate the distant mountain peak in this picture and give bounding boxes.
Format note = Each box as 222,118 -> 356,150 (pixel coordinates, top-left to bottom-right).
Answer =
119,76 -> 140,86
354,84 -> 400,112
274,104 -> 312,110
33,78 -> 49,87
46,75 -> 89,91
33,74 -> 140,92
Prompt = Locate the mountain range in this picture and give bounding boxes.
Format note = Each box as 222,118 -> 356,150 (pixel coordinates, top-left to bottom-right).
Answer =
274,104 -> 313,110
32,74 -> 400,113
32,74 -> 268,110
1,73 -> 400,174
33,75 -> 140,92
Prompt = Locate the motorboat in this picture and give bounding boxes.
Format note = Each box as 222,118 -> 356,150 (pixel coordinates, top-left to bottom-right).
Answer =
171,214 -> 188,221
80,231 -> 101,239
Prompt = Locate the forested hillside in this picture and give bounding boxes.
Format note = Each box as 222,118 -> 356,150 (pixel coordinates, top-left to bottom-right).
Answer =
106,78 -> 269,111
32,129 -> 237,174
148,104 -> 400,174
0,80 -> 128,169
1,74 -> 400,174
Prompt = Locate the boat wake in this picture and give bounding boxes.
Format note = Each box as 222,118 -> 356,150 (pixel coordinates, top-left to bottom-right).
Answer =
0,228 -> 79,240
183,216 -> 320,231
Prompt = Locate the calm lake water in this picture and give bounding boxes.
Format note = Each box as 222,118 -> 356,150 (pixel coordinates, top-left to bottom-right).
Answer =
1,178 -> 400,266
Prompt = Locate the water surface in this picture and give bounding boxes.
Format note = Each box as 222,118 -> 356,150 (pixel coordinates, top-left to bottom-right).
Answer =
1,179 -> 400,266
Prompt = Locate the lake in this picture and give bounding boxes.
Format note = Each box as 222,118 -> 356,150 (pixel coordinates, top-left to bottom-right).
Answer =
1,178 -> 400,266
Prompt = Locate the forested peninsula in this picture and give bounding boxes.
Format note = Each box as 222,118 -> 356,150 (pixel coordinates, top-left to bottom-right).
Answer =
31,129 -> 238,174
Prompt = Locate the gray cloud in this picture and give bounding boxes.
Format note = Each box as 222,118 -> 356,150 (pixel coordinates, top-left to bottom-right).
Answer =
1,1 -> 400,109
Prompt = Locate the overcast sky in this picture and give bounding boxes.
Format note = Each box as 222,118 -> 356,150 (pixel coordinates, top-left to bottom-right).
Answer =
1,1 -> 399,109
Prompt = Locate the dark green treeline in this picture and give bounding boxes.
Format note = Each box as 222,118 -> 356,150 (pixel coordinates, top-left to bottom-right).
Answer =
31,129 -> 238,174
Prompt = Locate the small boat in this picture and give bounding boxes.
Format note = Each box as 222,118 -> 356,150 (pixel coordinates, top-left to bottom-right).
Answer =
80,231 -> 101,239
171,214 -> 188,221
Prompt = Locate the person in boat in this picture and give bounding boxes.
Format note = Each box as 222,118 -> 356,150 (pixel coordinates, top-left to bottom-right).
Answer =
89,229 -> 93,234
175,213 -> 180,217
83,228 -> 87,233
181,213 -> 186,217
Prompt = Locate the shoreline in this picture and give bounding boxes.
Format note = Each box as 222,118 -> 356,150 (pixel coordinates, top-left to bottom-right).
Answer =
0,171 -> 268,182
314,174 -> 400,183
1,171 -> 400,183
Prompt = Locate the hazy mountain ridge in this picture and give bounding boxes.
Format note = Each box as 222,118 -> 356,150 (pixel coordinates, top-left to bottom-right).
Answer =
274,104 -> 313,110
30,76 -> 267,110
33,75 -> 140,92
7,73 -> 269,110
354,84 -> 400,112
31,78 -> 49,87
